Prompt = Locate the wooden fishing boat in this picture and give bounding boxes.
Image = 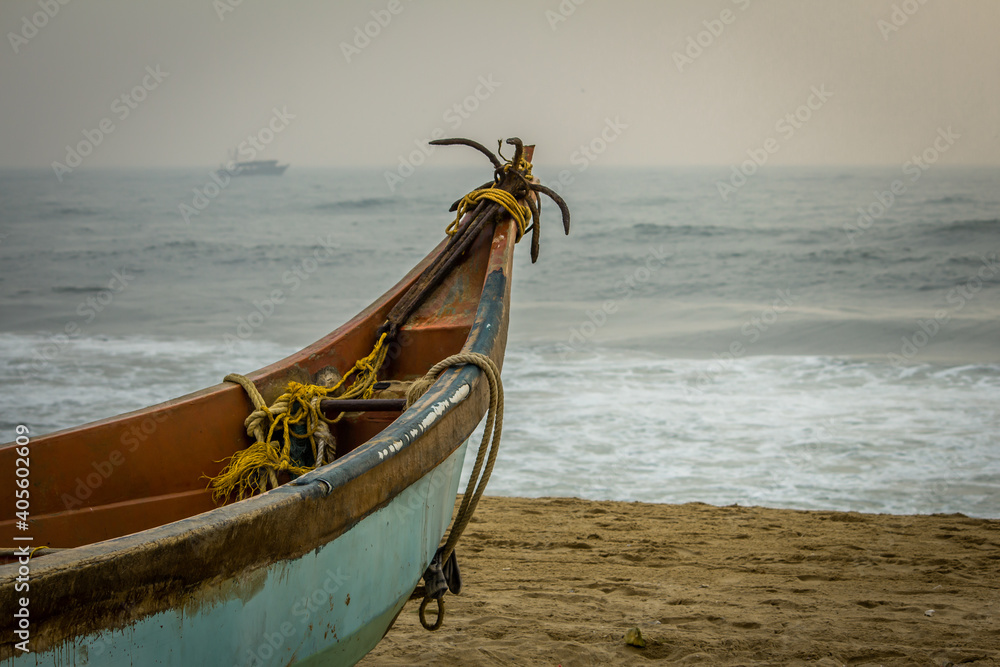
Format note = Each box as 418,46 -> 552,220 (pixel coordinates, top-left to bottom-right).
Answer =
0,139 -> 569,666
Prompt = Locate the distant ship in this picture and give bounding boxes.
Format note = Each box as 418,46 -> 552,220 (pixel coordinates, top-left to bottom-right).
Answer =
218,159 -> 289,177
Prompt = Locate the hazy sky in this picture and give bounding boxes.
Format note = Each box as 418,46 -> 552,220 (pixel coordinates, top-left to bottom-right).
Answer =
1,0 -> 997,168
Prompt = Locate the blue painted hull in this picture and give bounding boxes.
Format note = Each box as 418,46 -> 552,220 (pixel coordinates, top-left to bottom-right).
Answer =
9,443 -> 467,667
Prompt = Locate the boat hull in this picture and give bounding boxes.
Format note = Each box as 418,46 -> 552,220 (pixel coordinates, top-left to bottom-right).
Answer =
0,154 -> 529,664
2,442 -> 467,667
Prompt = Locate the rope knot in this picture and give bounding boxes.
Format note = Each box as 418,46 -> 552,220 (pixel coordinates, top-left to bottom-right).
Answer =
209,332 -> 393,502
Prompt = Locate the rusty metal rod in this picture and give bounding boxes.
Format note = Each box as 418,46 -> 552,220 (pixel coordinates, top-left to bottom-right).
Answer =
320,398 -> 406,413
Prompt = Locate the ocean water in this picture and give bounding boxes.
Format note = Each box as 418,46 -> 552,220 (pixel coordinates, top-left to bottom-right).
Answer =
1,165 -> 998,517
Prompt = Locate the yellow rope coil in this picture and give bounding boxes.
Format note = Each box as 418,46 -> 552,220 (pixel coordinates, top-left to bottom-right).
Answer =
446,153 -> 533,240
446,187 -> 531,240
209,333 -> 390,502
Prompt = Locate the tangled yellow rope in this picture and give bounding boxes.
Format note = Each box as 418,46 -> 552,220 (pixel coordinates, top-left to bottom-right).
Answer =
209,333 -> 390,502
502,154 -> 532,180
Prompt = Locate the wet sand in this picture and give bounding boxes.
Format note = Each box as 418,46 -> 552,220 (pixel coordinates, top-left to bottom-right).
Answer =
363,496 -> 999,666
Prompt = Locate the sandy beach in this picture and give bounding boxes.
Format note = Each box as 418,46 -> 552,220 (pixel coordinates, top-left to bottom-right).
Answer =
363,496 -> 999,666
